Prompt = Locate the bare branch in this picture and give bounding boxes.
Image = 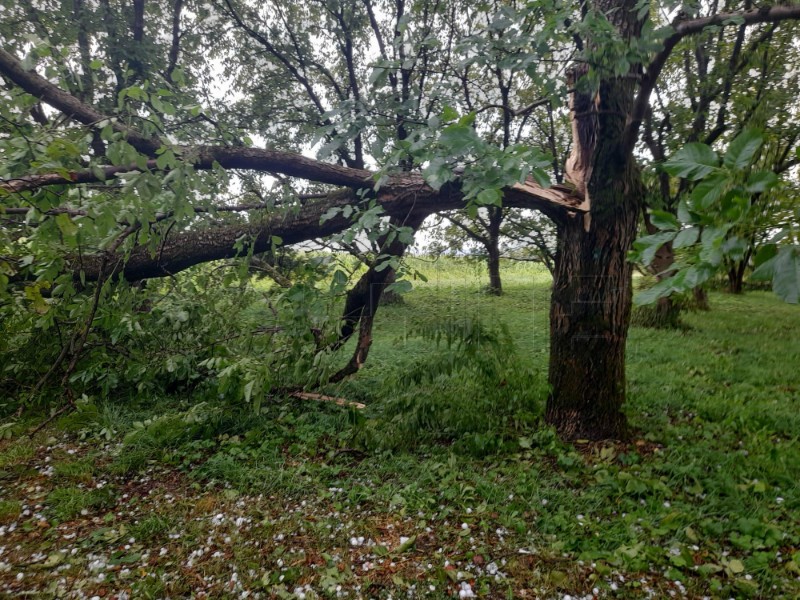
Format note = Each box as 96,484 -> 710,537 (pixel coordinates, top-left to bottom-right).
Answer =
624,4 -> 800,154
166,0 -> 184,80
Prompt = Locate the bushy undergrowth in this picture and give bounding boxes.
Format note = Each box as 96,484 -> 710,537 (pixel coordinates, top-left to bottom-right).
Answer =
1,261 -> 799,598
1,256 -> 352,418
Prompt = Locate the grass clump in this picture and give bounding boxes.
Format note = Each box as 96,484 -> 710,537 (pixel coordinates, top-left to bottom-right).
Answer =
128,514 -> 174,542
110,403 -> 223,474
52,458 -> 95,482
0,438 -> 35,469
0,500 -> 21,523
46,485 -> 117,521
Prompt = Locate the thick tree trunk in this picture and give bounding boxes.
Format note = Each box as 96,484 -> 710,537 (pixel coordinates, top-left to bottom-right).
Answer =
487,246 -> 502,295
545,0 -> 642,440
692,285 -> 710,310
485,206 -> 503,295
545,185 -> 640,440
635,237 -> 681,328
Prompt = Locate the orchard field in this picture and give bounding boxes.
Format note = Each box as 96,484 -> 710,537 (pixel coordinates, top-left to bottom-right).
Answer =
1,262 -> 798,599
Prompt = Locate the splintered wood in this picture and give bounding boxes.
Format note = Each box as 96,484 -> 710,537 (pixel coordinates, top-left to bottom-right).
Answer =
290,392 -> 365,410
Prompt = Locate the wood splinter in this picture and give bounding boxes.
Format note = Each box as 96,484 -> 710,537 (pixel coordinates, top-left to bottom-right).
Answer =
290,392 -> 365,410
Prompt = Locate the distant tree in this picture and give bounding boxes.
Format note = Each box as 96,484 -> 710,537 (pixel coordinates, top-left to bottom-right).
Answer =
637,12 -> 800,324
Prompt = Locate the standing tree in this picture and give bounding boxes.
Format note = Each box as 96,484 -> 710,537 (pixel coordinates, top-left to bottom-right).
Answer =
638,10 -> 800,320
2,1 -> 800,439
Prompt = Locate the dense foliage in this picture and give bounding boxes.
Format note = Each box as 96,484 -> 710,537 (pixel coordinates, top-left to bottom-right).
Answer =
0,1 -> 798,438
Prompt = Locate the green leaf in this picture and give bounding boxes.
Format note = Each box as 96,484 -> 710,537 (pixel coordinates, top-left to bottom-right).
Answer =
634,231 -> 675,266
155,149 -> 176,170
648,210 -> 680,231
691,173 -> 728,208
750,255 -> 776,282
243,380 -> 255,403
727,559 -> 745,574
676,199 -> 695,224
368,65 -> 389,88
663,143 -> 719,180
745,171 -> 778,193
395,535 -> 416,553
476,188 -> 502,206
753,244 -> 778,268
441,105 -> 459,122
320,207 -> 341,224
458,112 -> 476,127
723,128 -> 763,171
673,227 -> 699,249
422,157 -> 452,191
772,246 -> 800,304
332,269 -> 348,288
55,213 -> 78,237
439,124 -> 478,154
530,167 -> 551,188
634,278 -> 673,305
41,552 -> 66,568
386,280 -> 413,295
91,165 -> 108,182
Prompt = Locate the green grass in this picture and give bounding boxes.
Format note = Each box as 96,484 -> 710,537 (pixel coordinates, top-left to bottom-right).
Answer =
53,458 -> 95,482
1,263 -> 799,598
0,499 -> 21,523
46,486 -> 118,522
0,438 -> 35,469
127,513 -> 175,543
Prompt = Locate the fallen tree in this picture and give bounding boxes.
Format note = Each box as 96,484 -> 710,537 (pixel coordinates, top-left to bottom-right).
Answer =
3,2 -> 800,440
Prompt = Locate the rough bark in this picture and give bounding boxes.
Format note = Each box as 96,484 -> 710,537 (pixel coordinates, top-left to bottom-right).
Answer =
637,220 -> 681,328
487,244 -> 502,296
546,171 -> 642,440
27,179 -> 576,284
486,207 -> 503,295
545,0 -> 643,441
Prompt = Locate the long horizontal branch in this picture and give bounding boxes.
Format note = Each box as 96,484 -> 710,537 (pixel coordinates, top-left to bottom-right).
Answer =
0,147 -> 374,196
0,154 -> 580,220
18,173 -> 577,283
0,48 -> 161,155
0,47 -> 583,218
0,46 -> 584,283
624,4 -> 800,153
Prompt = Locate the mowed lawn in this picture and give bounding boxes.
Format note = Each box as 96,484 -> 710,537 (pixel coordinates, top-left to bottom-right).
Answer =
1,261 -> 798,599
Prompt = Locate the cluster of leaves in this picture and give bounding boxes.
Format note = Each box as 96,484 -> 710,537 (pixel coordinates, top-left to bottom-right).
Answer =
420,108 -> 553,208
0,254 -> 357,419
633,128 -> 798,304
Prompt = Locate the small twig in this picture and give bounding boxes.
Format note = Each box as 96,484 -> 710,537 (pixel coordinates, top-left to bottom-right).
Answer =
290,392 -> 365,409
28,401 -> 76,438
